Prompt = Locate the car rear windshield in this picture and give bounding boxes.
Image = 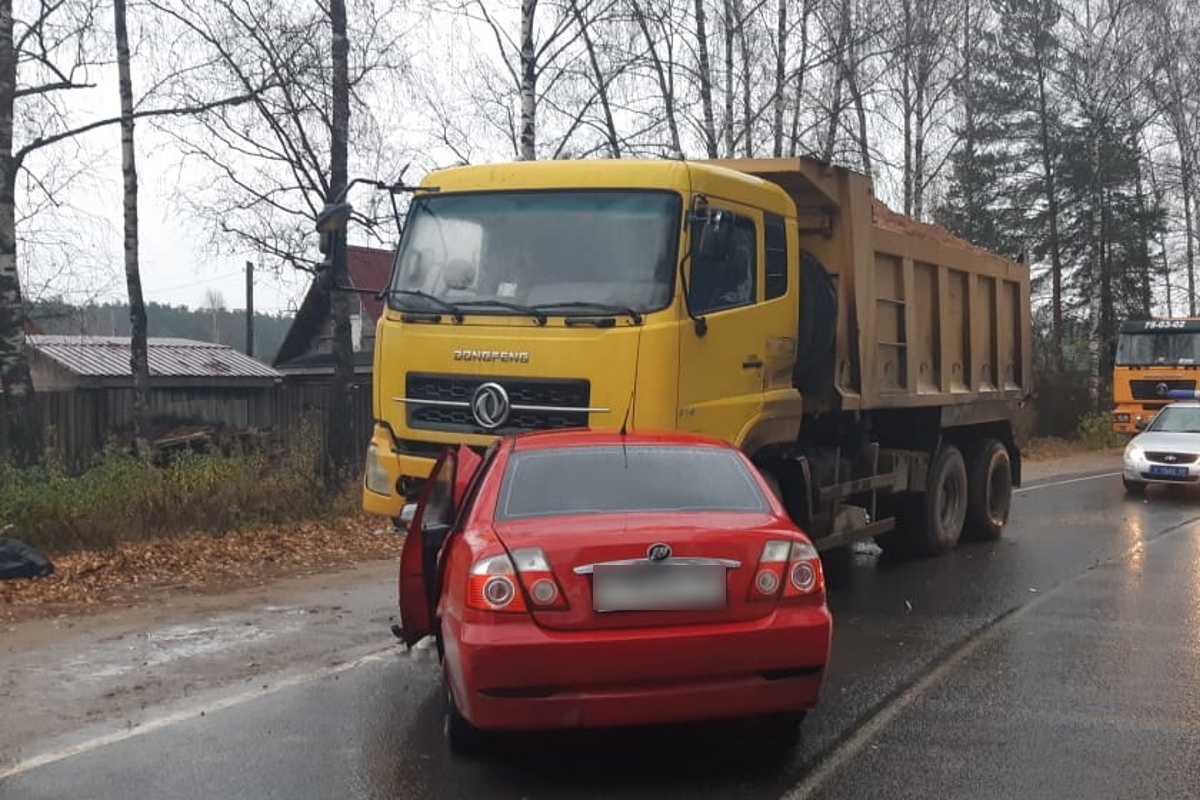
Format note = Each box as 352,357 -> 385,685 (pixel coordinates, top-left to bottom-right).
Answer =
495,444 -> 771,520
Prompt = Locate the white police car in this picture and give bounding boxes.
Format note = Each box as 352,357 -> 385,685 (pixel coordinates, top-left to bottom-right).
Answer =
1123,400 -> 1200,494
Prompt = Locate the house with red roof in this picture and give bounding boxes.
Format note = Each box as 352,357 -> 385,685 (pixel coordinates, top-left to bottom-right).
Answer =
272,245 -> 394,377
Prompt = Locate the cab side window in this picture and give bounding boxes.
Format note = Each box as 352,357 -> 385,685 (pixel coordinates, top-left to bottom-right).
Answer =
764,213 -> 787,300
690,214 -> 758,315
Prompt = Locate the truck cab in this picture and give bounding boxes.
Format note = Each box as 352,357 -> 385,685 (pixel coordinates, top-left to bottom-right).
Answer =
363,159 -> 806,519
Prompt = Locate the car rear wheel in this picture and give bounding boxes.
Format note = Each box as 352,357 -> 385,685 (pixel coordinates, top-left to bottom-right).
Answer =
760,710 -> 807,746
1123,477 -> 1146,496
444,683 -> 486,755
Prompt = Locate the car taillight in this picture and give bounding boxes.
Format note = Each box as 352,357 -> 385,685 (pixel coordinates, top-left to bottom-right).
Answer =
510,547 -> 570,610
467,554 -> 527,612
466,548 -> 569,613
748,539 -> 824,601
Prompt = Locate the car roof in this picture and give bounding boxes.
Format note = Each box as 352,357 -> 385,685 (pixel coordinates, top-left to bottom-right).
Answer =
507,428 -> 735,452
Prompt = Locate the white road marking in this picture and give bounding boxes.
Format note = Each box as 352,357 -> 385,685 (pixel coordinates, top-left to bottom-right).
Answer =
0,647 -> 400,780
1014,471 -> 1120,493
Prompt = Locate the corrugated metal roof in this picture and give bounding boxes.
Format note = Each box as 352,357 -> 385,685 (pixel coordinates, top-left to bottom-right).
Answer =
27,335 -> 283,379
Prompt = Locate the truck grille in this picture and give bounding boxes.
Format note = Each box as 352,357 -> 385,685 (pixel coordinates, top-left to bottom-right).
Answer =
404,373 -> 592,433
1130,379 -> 1196,400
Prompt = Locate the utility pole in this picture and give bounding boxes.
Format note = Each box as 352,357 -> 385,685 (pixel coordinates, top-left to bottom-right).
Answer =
245,260 -> 254,357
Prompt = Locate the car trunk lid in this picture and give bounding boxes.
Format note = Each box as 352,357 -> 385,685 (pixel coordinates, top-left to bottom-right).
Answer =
492,512 -> 793,631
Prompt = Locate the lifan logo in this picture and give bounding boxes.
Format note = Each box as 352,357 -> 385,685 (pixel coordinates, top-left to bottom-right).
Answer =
453,350 -> 530,363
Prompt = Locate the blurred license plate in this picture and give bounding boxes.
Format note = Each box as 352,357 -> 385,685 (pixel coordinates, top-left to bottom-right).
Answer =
592,564 -> 725,612
1149,465 -> 1188,478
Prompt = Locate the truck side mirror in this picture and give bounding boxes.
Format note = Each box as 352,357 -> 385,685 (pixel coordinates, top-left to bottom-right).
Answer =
316,201 -> 354,234
691,208 -> 734,261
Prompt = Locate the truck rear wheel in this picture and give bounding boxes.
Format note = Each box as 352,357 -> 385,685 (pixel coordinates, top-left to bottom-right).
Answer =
918,444 -> 968,555
877,446 -> 968,557
963,439 -> 1012,541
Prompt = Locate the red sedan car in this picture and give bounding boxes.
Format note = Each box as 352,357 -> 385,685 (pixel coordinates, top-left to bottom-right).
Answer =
397,429 -> 832,753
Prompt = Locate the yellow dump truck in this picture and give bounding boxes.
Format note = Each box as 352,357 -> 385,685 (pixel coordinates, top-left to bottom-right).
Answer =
358,156 -> 1031,559
1111,318 -> 1200,434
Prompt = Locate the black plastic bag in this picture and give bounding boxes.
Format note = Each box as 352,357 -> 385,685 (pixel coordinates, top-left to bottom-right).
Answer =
0,537 -> 54,579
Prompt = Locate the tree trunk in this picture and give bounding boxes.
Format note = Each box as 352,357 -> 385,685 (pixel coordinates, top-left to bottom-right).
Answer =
519,0 -> 537,160
693,0 -> 718,158
115,0 -> 152,461
1035,54 -> 1065,363
327,0 -> 355,476
735,0 -> 751,157
722,0 -> 734,156
772,0 -> 786,157
0,0 -> 41,466
569,0 -> 619,157
630,0 -> 682,158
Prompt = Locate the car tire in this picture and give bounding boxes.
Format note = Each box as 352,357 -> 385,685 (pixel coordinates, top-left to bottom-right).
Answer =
443,684 -> 486,756
963,439 -> 1012,542
1123,477 -> 1146,496
761,710 -> 807,746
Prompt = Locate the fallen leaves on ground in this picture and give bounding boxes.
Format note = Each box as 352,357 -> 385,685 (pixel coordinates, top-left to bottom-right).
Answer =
0,517 -> 403,624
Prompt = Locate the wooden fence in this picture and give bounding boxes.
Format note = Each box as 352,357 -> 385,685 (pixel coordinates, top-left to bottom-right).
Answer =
22,380 -> 374,470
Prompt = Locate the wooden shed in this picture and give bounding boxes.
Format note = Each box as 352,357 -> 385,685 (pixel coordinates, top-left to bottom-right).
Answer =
26,335 -> 285,467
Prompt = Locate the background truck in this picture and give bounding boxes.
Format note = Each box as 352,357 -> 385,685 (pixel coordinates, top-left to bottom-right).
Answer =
1111,318 -> 1200,434
357,156 -> 1031,562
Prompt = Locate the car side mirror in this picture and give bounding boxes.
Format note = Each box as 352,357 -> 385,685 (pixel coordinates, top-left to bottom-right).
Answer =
1134,419 -> 1148,431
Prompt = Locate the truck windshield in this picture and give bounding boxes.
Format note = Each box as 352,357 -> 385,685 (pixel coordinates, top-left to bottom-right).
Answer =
1115,332 -> 1200,366
388,190 -> 680,316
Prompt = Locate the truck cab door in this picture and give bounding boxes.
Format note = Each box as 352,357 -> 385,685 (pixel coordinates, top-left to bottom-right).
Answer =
397,447 -> 460,646
679,204 -> 794,444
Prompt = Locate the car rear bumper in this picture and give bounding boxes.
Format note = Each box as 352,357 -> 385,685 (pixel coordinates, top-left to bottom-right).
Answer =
442,605 -> 831,731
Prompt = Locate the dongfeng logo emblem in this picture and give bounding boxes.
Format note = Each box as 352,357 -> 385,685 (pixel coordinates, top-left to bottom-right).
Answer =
471,382 -> 511,430
1156,382 -> 1170,397
647,543 -> 672,562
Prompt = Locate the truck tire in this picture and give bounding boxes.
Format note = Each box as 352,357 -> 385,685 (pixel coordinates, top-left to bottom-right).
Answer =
917,444 -> 968,555
876,446 -> 968,558
963,439 -> 1012,542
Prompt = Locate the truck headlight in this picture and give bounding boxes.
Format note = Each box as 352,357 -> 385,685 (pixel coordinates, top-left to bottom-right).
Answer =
364,442 -> 393,495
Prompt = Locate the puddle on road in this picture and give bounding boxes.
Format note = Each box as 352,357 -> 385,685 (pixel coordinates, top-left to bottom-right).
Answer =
55,610 -> 310,682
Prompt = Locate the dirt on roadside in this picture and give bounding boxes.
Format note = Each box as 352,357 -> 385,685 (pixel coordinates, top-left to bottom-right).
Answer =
1,516 -> 403,625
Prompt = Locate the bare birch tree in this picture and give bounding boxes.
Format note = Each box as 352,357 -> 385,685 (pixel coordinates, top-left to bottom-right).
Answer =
0,0 -> 109,463
1145,0 -> 1200,315
883,0 -> 961,218
114,0 -> 151,459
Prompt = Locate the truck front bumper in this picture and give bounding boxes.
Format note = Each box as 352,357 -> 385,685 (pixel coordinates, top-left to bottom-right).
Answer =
361,425 -> 439,518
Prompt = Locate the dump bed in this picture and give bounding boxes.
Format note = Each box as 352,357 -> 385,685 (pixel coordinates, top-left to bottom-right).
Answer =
708,157 -> 1032,412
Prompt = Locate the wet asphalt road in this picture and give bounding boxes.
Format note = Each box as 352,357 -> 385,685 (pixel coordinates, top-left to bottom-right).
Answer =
4,468 -> 1200,799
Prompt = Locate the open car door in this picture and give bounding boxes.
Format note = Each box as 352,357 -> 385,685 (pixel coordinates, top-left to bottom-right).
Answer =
397,448 -> 460,646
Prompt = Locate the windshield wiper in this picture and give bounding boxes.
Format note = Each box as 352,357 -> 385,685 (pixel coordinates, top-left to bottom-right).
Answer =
385,289 -> 463,323
530,301 -> 643,325
454,300 -> 548,326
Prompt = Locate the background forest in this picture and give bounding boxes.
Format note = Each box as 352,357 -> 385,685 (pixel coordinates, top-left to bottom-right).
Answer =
1,0 -> 1197,460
